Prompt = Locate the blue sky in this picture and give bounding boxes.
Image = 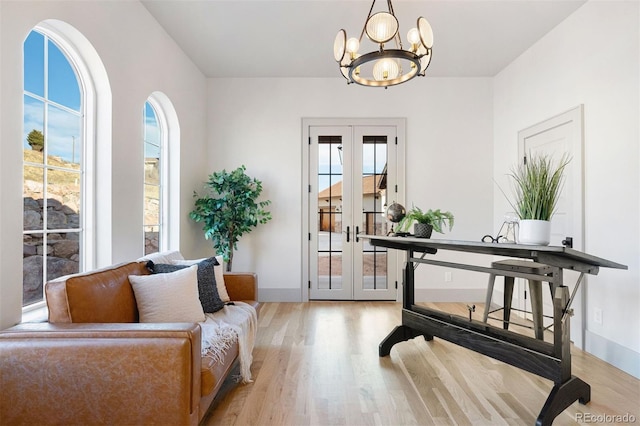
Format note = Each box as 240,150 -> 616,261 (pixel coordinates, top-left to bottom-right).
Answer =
23,30 -> 160,164
317,141 -> 386,192
23,30 -> 81,164
144,102 -> 161,160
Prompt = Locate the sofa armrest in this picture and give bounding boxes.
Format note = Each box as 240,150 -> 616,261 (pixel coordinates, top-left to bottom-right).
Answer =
224,272 -> 258,301
0,322 -> 201,426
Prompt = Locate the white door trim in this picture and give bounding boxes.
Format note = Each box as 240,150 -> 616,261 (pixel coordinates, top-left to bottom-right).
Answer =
302,118 -> 406,302
517,105 -> 585,347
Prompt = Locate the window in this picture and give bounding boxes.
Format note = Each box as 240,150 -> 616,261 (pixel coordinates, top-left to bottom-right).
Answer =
23,29 -> 84,307
143,99 -> 166,255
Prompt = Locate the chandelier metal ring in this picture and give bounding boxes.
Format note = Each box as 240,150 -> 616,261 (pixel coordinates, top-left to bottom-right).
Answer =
348,50 -> 421,88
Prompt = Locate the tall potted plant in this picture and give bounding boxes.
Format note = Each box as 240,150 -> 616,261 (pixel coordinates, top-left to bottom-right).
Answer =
190,165 -> 272,271
397,206 -> 454,238
506,152 -> 570,245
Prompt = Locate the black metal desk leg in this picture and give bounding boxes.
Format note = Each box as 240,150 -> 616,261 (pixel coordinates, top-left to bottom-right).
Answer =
379,251 -> 433,357
379,325 -> 427,357
536,376 -> 591,426
536,284 -> 590,425
404,250 -> 414,309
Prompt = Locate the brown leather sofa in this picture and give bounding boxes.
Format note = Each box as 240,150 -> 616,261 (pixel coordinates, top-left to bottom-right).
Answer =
0,259 -> 259,425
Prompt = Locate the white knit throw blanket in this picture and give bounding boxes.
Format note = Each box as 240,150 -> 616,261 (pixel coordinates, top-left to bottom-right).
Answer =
200,302 -> 257,383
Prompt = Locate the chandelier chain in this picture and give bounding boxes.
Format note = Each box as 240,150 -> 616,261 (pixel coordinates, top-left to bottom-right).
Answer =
359,0 -> 378,42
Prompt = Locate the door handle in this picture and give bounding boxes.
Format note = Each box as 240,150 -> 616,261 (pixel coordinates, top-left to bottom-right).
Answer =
356,226 -> 360,243
346,226 -> 350,243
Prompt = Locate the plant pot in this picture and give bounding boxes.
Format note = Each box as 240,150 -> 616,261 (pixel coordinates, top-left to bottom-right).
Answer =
414,223 -> 433,238
518,219 -> 551,245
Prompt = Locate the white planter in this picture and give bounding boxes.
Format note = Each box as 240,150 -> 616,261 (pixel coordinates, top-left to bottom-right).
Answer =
518,219 -> 551,246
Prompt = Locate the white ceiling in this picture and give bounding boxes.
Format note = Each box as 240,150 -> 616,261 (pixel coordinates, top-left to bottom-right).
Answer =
141,0 -> 586,78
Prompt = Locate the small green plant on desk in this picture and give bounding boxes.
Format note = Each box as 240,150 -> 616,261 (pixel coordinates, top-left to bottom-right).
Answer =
397,206 -> 454,238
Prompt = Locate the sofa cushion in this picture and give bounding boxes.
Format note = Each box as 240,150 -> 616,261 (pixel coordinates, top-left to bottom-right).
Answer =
201,340 -> 239,396
172,255 -> 230,302
148,257 -> 225,313
137,250 -> 185,264
49,262 -> 150,323
129,265 -> 206,323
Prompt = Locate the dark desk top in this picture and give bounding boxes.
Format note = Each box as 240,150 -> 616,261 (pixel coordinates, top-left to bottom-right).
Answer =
361,235 -> 627,273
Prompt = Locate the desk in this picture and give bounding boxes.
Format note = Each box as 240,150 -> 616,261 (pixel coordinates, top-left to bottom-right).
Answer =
361,236 -> 627,426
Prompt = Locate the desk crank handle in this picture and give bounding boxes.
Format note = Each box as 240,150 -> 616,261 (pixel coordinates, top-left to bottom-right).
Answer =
466,304 -> 476,321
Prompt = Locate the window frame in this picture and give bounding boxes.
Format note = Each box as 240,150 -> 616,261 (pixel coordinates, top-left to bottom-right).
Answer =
22,25 -> 93,313
143,96 -> 169,255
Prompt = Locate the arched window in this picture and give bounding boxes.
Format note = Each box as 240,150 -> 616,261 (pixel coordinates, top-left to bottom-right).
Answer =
22,29 -> 84,307
143,92 -> 180,256
143,99 -> 166,255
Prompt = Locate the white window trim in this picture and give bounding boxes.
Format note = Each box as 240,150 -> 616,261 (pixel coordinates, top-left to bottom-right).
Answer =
21,19 -> 112,322
22,27 -> 88,314
148,91 -> 181,252
144,96 -> 169,253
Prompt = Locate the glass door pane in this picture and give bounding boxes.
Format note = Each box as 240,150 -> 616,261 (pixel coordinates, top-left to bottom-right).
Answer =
362,136 -> 388,291
317,137 -> 343,290
310,127 -> 352,300
354,127 -> 397,300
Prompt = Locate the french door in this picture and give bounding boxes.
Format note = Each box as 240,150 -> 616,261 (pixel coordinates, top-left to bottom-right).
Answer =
303,119 -> 404,301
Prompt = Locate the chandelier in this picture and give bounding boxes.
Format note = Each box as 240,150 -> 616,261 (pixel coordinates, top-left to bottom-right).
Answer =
333,0 -> 433,88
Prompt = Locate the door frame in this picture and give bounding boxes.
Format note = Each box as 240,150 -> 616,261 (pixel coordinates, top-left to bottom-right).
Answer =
301,118 -> 406,302
517,105 -> 585,347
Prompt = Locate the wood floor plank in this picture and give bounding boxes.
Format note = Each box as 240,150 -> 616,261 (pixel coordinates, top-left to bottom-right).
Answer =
202,302 -> 639,426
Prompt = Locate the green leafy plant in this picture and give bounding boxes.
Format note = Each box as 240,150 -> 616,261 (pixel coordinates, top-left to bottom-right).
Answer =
27,129 -> 44,152
505,153 -> 570,221
190,165 -> 271,271
398,206 -> 454,234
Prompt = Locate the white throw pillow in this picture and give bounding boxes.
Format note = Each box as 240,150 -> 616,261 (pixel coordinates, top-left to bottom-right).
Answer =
172,255 -> 230,302
129,265 -> 205,323
213,255 -> 230,302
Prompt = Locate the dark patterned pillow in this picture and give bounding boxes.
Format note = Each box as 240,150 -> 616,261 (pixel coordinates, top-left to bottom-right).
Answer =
146,257 -> 224,313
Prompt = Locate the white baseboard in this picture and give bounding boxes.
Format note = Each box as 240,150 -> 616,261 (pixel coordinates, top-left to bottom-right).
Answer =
258,288 -> 303,302
585,330 -> 640,379
261,288 -> 488,303
414,288 -> 487,303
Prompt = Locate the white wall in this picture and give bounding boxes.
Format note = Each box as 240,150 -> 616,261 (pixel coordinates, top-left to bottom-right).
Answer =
1,0 -> 635,381
493,0 -> 639,377
207,77 -> 494,301
0,1 -> 208,328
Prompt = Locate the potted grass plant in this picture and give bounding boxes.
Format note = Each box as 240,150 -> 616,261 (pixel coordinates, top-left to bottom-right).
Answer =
505,152 -> 570,245
397,206 -> 454,238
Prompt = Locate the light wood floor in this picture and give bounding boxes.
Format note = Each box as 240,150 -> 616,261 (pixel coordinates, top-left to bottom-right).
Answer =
202,302 -> 640,426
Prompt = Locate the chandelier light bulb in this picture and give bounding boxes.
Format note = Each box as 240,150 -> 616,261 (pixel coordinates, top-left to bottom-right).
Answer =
373,58 -> 400,81
346,37 -> 360,54
407,28 -> 421,48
